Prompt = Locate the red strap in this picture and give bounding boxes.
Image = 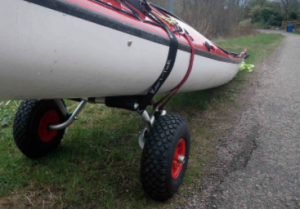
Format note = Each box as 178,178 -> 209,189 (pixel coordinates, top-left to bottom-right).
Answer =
154,32 -> 195,110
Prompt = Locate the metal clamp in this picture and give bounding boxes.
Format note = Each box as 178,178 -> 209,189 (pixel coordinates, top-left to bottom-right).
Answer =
138,106 -> 167,149
176,21 -> 186,35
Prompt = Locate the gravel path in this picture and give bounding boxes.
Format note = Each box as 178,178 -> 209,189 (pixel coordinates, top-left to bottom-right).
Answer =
209,31 -> 300,209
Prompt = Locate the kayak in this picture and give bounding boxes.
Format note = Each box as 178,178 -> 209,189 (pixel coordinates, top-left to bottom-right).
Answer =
1,0 -> 248,200
0,0 -> 246,100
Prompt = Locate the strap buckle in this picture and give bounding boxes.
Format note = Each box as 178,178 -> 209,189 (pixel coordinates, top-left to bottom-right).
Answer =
173,25 -> 185,35
177,22 -> 185,35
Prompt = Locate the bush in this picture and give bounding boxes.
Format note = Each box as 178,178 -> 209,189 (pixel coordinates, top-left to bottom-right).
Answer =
250,6 -> 283,28
290,12 -> 298,20
249,5 -> 261,23
261,7 -> 274,22
228,24 -> 258,38
269,13 -> 283,27
253,22 -> 270,29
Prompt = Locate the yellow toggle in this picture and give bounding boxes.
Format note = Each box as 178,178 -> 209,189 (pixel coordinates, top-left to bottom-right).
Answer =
152,11 -> 177,25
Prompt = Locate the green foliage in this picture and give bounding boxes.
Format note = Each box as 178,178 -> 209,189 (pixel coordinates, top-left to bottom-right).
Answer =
269,13 -> 283,27
253,21 -> 270,29
260,7 -> 273,22
250,5 -> 283,28
249,5 -> 262,23
264,1 -> 282,14
240,62 -> 255,73
290,12 -> 298,20
0,101 -> 19,127
215,33 -> 284,65
0,110 -> 13,127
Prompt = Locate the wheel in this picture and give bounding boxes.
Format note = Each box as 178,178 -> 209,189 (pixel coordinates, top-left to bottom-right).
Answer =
13,100 -> 66,158
141,114 -> 190,201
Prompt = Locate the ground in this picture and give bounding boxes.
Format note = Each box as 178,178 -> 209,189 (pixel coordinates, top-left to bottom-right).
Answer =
199,30 -> 300,209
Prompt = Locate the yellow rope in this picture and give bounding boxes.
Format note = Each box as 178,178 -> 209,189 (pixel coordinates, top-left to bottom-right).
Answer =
152,10 -> 177,25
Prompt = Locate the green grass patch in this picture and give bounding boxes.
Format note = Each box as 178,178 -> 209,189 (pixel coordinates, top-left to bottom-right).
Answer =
292,31 -> 300,35
215,33 -> 284,65
0,33 -> 284,209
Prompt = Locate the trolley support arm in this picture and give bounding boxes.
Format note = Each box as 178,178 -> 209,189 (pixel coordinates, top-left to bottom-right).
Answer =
49,100 -> 87,130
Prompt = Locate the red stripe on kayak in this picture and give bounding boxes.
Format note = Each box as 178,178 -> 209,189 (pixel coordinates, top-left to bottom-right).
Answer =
64,0 -> 241,61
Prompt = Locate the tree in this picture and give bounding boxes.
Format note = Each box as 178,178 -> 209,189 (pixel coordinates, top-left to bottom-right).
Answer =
238,0 -> 251,21
147,0 -> 248,37
249,5 -> 262,22
223,0 -> 250,22
277,0 -> 299,19
249,5 -> 283,27
261,7 -> 274,22
290,11 -> 298,19
248,0 -> 267,7
264,1 -> 282,14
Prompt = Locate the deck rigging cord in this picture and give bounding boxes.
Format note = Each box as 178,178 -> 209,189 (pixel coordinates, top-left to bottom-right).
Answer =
154,32 -> 195,111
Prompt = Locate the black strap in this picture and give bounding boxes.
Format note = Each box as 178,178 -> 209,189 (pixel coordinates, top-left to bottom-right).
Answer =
92,0 -> 178,114
120,0 -> 142,18
125,0 -> 152,15
136,12 -> 178,114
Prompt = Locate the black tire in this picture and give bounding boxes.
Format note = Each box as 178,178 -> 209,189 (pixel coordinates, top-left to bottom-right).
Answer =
13,100 -> 66,158
141,114 -> 190,201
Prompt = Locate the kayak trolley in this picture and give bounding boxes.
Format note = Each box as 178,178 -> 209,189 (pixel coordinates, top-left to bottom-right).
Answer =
13,97 -> 190,201
12,0 -> 194,201
6,0 -> 248,202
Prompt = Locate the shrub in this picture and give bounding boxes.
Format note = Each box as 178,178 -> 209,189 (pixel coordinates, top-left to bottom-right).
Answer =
250,6 -> 283,28
253,21 -> 270,29
290,12 -> 298,20
249,5 -> 262,23
269,13 -> 283,27
261,7 -> 274,22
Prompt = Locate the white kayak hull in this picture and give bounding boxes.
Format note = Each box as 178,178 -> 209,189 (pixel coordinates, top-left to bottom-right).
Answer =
0,0 -> 241,100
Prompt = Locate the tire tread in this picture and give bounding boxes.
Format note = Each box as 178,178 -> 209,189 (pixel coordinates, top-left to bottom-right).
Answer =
141,114 -> 189,201
13,100 -> 65,158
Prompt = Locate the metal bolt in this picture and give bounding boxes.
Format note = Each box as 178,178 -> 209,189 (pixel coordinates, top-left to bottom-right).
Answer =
128,40 -> 132,47
134,103 -> 139,110
178,155 -> 185,165
161,110 -> 167,116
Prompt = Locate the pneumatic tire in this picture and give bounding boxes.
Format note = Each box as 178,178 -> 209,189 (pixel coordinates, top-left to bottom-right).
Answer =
13,100 -> 66,158
141,114 -> 190,201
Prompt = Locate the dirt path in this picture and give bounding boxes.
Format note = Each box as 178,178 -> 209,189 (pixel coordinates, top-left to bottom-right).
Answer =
198,30 -> 300,209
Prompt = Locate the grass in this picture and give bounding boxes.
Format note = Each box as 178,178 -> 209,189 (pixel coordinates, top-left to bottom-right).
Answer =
0,33 -> 284,209
292,31 -> 300,35
214,33 -> 284,65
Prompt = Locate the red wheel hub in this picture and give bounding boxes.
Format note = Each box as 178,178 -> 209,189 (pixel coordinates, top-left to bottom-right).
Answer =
38,110 -> 60,142
172,138 -> 186,179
